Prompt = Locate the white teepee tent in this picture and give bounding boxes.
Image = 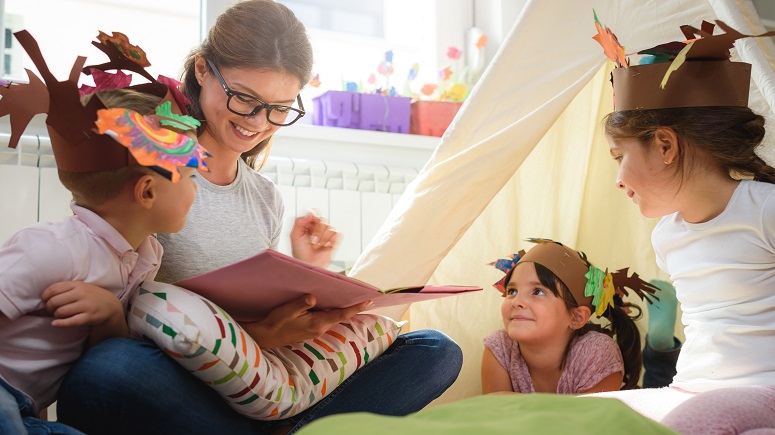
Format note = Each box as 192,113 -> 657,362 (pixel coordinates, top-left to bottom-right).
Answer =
348,0 -> 775,406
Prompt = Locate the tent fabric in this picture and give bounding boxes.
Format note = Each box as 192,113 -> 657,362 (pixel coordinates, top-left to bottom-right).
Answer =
348,0 -> 775,406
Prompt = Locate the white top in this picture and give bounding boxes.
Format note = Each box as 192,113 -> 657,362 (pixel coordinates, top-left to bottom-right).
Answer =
652,180 -> 775,393
0,204 -> 162,410
156,158 -> 284,283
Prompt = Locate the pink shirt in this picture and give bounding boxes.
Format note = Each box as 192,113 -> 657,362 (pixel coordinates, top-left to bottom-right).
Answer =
0,204 -> 162,410
483,329 -> 624,394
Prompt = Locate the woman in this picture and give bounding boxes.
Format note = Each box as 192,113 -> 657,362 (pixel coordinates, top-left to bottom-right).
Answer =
57,1 -> 462,433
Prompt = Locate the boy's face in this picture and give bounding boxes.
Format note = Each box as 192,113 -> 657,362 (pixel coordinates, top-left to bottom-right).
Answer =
152,166 -> 198,233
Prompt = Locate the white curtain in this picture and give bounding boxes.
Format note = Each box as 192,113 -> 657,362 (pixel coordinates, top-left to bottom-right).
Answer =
349,0 -> 775,404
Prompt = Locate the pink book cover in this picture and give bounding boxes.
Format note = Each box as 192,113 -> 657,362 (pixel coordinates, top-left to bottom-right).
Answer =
174,249 -> 482,322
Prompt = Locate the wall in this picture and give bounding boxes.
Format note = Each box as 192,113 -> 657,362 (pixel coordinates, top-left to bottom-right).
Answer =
0,127 -> 437,270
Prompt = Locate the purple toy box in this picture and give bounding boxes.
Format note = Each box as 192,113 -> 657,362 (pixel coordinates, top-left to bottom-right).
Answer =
312,90 -> 410,133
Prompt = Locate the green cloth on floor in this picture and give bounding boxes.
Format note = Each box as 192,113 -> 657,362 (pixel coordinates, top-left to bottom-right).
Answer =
297,394 -> 678,435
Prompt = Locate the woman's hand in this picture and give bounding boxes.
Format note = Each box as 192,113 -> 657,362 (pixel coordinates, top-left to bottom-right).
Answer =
290,210 -> 339,268
239,294 -> 373,349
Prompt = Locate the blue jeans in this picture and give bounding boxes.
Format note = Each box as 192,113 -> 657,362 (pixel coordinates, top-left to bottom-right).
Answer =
57,329 -> 462,435
642,336 -> 682,389
0,378 -> 84,435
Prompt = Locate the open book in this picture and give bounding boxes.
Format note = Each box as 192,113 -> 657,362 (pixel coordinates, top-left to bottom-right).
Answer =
173,249 -> 482,322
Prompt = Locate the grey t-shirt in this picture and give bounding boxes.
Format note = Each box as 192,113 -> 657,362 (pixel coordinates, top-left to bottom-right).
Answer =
156,158 -> 284,283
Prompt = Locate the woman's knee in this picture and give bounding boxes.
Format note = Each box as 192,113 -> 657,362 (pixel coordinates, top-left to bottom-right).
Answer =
402,329 -> 463,375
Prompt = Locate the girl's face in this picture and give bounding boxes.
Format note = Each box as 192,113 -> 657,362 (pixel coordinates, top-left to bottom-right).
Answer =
608,136 -> 680,218
501,262 -> 574,344
195,56 -> 302,156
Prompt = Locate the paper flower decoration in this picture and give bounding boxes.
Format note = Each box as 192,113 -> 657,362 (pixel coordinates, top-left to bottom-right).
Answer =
155,101 -> 200,131
95,107 -> 210,182
309,73 -> 321,88
407,63 -> 419,81
420,83 -> 437,96
447,46 -> 462,61
413,39 -> 484,102
442,83 -> 467,102
96,31 -> 150,67
377,60 -> 394,76
439,67 -> 453,81
592,10 -> 626,68
488,252 -> 524,294
475,34 -> 489,49
78,68 -> 132,98
157,75 -> 191,112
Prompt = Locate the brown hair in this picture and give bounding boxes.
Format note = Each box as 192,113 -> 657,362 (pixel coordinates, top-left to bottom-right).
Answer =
181,0 -> 313,170
504,262 -> 643,390
604,107 -> 775,185
59,89 -> 162,207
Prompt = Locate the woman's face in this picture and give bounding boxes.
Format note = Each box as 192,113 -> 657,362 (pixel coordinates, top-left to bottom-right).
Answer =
195,56 -> 302,156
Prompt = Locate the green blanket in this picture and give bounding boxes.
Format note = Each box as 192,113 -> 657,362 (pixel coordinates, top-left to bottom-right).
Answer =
297,394 -> 678,435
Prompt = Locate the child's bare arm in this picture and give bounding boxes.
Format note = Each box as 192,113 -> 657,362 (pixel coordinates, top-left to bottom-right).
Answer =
481,347 -> 514,394
41,281 -> 128,347
580,371 -> 623,394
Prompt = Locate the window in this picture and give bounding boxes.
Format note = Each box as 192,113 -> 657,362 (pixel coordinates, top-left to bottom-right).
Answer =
279,0 -> 384,38
274,1 -> 473,123
2,0 -> 200,83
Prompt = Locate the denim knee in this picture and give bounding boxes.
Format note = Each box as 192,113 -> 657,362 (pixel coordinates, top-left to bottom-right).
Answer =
402,329 -> 463,383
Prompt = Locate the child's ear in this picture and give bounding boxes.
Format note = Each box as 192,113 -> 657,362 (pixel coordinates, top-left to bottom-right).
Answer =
134,174 -> 157,209
570,306 -> 592,329
653,127 -> 679,165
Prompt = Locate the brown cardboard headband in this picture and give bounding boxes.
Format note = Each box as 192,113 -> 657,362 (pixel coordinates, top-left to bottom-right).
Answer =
594,16 -> 775,111
518,241 -> 594,309
612,60 -> 751,110
0,30 -> 193,173
490,239 -> 659,317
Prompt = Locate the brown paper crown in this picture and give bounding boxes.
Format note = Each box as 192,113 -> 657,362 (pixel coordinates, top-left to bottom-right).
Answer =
518,241 -> 595,309
598,19 -> 775,110
0,30 -> 190,173
513,239 -> 658,316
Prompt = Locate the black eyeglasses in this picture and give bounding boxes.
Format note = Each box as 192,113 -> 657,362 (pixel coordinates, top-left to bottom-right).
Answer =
205,59 -> 305,127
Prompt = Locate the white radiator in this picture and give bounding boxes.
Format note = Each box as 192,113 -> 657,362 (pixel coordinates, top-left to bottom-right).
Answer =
0,133 -> 419,268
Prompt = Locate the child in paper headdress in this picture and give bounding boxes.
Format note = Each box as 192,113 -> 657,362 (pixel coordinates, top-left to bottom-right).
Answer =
483,239 -> 657,394
594,14 -> 775,433
0,30 -> 208,433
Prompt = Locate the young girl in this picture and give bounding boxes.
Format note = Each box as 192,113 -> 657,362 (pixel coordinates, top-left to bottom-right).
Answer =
482,239 -> 657,394
597,16 -> 775,433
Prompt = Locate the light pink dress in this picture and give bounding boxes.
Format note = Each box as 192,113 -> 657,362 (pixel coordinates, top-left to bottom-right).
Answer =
483,329 -> 624,394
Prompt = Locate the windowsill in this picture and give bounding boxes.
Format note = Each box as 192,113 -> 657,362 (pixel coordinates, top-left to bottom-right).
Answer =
272,123 -> 440,169
0,116 -> 442,170
275,124 -> 439,150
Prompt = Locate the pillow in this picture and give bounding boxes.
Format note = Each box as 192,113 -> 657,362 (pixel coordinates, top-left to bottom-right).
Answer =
128,280 -> 405,420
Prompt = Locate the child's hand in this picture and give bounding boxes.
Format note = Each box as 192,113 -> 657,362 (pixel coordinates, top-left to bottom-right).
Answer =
41,281 -> 124,328
240,294 -> 373,348
290,210 -> 339,268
